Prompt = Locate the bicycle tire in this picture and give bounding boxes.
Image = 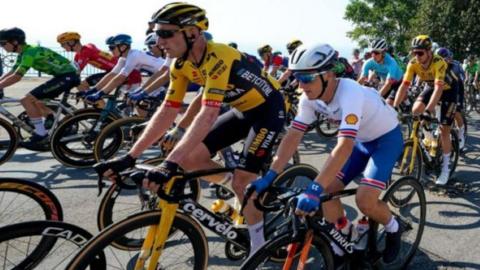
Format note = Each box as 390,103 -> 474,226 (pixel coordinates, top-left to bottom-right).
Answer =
315,117 -> 339,138
0,178 -> 63,225
0,220 -> 105,270
240,229 -> 334,270
50,111 -> 118,168
66,210 -> 208,270
373,176 -> 426,268
93,116 -> 146,162
0,118 -> 18,166
447,129 -> 460,177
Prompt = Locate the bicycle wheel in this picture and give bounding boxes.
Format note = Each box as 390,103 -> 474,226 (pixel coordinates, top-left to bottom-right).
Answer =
371,176 -> 426,268
94,116 -> 146,162
392,140 -> 423,182
50,111 -> 118,168
315,116 -> 339,137
0,220 -> 105,270
0,178 -> 63,227
96,157 -> 201,249
66,211 -> 208,270
0,118 -> 18,166
240,229 -> 334,270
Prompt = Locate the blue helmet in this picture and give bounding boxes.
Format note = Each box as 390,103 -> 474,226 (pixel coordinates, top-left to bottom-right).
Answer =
436,47 -> 452,59
106,34 -> 132,46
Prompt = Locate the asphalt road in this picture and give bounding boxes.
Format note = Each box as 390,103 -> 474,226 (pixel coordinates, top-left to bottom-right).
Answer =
1,77 -> 480,269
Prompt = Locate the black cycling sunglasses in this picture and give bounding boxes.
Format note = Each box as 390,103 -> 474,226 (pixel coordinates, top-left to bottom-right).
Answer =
155,28 -> 184,39
108,45 -> 117,51
413,50 -> 425,57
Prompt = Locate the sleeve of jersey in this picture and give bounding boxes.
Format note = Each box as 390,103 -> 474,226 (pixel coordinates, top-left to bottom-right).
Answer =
74,52 -> 89,71
361,60 -> 370,78
402,62 -> 415,86
291,94 -> 317,132
201,57 -> 231,108
337,90 -> 363,139
164,66 -> 188,108
14,52 -> 34,75
434,60 -> 447,86
111,58 -> 126,74
118,55 -> 136,76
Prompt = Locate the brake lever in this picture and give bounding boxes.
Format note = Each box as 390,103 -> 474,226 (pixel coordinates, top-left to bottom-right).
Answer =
240,185 -> 255,216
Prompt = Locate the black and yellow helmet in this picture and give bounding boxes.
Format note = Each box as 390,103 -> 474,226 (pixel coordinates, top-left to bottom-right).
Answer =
257,44 -> 272,56
286,39 -> 302,53
151,2 -> 208,31
411,35 -> 432,50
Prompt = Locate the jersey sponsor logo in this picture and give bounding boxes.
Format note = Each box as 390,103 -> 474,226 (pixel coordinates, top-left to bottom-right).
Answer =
202,99 -> 222,107
248,128 -> 268,154
344,114 -> 358,125
209,60 -> 225,76
206,52 -> 218,62
237,69 -> 274,96
207,88 -> 224,95
224,88 -> 247,99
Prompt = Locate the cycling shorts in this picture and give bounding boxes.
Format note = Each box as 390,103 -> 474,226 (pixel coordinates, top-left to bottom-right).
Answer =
417,85 -> 457,126
85,72 -> 108,86
30,72 -> 80,100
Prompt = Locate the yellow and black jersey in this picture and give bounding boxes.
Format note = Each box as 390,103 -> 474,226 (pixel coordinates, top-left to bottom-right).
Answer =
165,42 -> 281,112
402,54 -> 456,90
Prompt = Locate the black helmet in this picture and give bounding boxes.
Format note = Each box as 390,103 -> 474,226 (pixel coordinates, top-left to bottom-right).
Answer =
228,42 -> 237,49
0,27 -> 26,44
151,2 -> 208,31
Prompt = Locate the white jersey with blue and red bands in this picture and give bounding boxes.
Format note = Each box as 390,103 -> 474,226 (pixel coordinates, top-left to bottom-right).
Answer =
292,78 -> 399,143
111,49 -> 170,76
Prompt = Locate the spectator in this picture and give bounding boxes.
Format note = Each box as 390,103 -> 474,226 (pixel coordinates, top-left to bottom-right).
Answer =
350,48 -> 363,78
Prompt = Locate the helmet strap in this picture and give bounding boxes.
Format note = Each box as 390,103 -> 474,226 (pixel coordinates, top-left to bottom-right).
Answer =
118,45 -> 130,57
317,74 -> 328,99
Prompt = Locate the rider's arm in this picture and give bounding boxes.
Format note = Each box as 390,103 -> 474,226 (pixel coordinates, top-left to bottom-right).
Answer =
269,128 -> 304,173
357,60 -> 370,85
99,73 -> 128,94
425,61 -> 447,113
128,65 -> 189,158
94,72 -> 116,89
378,79 -> 393,97
0,72 -> 22,89
176,91 -> 202,129
142,65 -> 170,93
394,62 -> 414,107
277,69 -> 291,85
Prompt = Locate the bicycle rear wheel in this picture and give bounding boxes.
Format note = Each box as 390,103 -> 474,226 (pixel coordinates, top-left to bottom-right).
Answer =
371,176 -> 426,268
0,178 -> 63,227
66,211 -> 208,270
240,230 -> 334,270
0,220 -> 104,270
0,118 -> 18,166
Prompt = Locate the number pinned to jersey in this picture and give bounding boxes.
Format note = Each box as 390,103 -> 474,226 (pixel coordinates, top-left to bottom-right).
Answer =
345,114 -> 358,125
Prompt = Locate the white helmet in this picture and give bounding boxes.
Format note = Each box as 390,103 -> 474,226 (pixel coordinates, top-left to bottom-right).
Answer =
370,38 -> 387,51
288,43 -> 336,72
431,42 -> 440,52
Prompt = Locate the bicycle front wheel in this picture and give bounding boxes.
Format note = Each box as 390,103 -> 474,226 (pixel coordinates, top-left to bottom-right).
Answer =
0,118 -> 18,166
66,211 -> 208,270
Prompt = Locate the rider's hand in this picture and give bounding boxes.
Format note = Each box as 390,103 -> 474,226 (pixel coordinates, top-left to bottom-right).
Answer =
85,91 -> 105,103
101,154 -> 137,181
144,160 -> 179,193
76,88 -> 97,99
248,169 -> 278,195
295,182 -> 324,216
128,88 -> 148,102
160,127 -> 186,153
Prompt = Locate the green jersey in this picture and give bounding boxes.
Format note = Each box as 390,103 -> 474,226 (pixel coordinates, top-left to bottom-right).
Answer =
12,44 -> 77,76
464,63 -> 478,76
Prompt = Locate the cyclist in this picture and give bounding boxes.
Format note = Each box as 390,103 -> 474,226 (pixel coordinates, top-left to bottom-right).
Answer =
464,55 -> 479,106
56,32 -> 141,95
250,43 -> 404,265
358,38 -> 403,105
0,27 -> 80,149
286,39 -> 302,55
277,39 -> 303,85
98,2 -> 285,254
436,48 -> 467,150
85,34 -> 169,105
228,42 -> 238,49
393,35 -> 459,185
258,44 -> 284,77
350,48 -> 363,78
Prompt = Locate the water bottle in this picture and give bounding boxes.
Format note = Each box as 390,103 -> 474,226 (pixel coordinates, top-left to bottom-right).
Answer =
354,216 -> 369,251
422,130 -> 434,149
211,199 -> 245,226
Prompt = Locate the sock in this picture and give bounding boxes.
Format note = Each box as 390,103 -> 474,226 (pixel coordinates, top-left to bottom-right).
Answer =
442,152 -> 451,172
31,117 -> 47,136
248,221 -> 265,253
384,216 -> 399,233
458,126 -> 465,140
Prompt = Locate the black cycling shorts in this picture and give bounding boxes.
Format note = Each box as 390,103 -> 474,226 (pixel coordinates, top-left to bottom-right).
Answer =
417,85 -> 457,126
203,91 -> 286,174
385,81 -> 401,100
30,72 -> 80,100
85,72 -> 108,86
456,82 -> 465,112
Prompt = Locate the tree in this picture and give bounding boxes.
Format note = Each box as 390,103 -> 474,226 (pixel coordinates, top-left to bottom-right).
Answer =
413,0 -> 480,60
344,0 -> 420,53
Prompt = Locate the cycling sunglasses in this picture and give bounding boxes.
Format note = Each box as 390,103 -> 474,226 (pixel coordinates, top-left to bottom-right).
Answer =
293,72 -> 323,84
155,28 -> 184,39
413,51 -> 425,57
108,45 -> 117,51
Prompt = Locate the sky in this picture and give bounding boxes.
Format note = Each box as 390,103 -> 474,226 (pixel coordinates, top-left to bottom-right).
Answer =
1,0 -> 358,58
